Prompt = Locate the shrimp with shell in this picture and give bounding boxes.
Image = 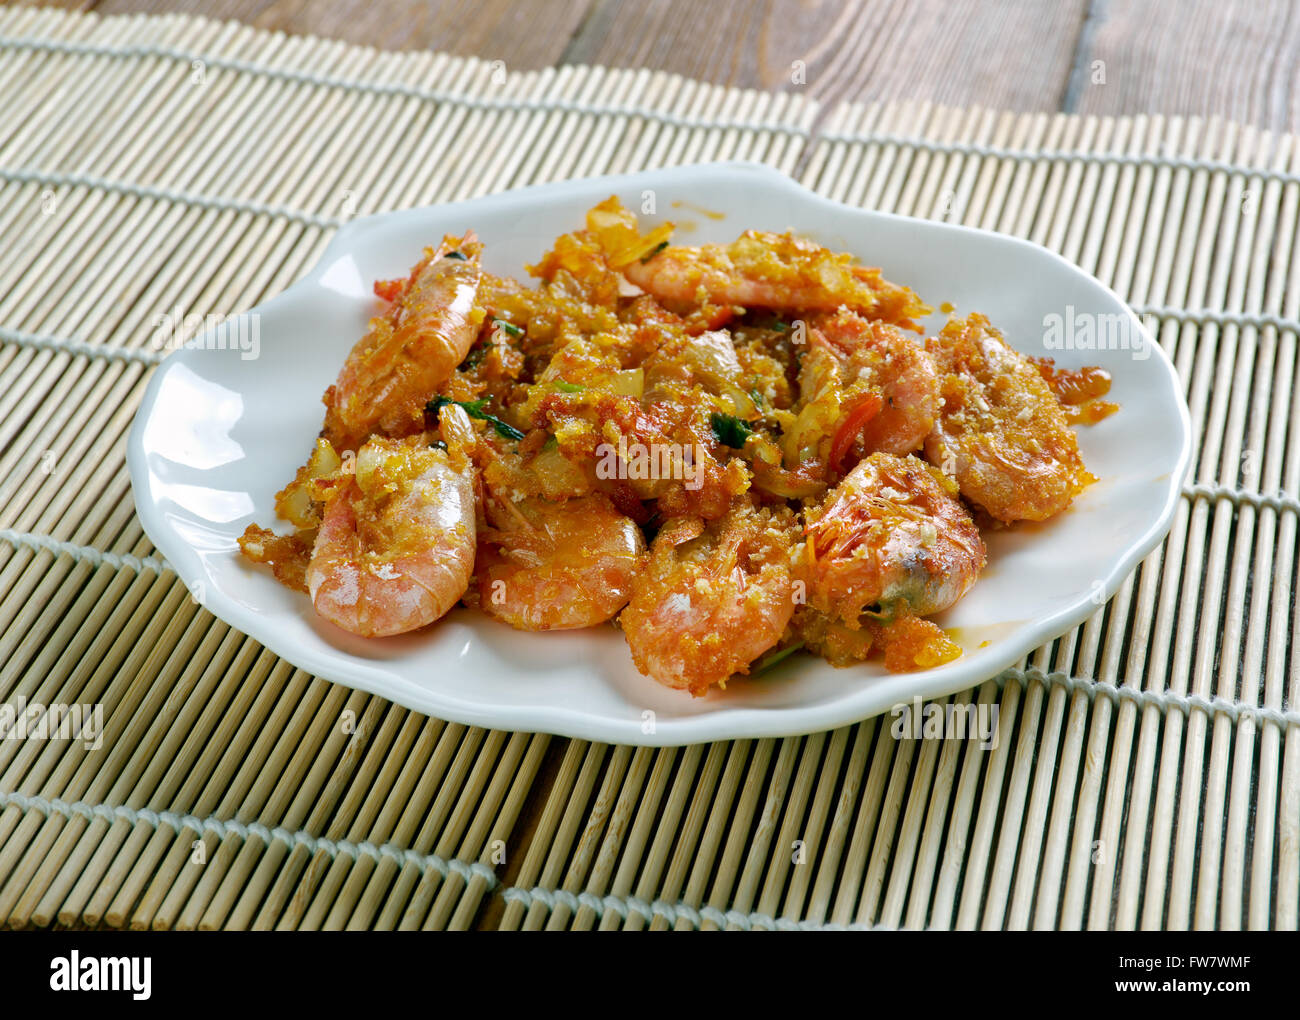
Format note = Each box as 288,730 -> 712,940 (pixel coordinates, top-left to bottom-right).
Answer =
467,423 -> 646,630
784,310 -> 941,476
810,309 -> 940,459
620,499 -> 799,696
305,404 -> 478,638
803,452 -> 986,624
323,233 -> 485,450
924,313 -> 1092,523
476,491 -> 646,631
623,227 -> 928,330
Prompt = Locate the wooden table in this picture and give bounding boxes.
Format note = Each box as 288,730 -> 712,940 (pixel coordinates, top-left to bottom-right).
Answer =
17,0 -> 1300,134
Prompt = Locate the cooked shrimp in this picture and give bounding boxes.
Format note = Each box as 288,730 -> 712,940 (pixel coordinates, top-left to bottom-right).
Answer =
811,310 -> 939,457
476,493 -> 646,630
620,501 -> 799,696
624,230 -> 927,328
785,310 -> 941,474
323,234 -> 484,449
923,314 -> 1091,522
306,405 -> 477,637
803,452 -> 985,623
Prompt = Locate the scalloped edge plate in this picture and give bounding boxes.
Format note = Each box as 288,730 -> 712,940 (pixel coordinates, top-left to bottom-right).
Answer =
127,161 -> 1192,746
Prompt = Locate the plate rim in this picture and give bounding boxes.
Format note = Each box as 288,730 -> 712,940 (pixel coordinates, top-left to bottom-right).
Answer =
126,160 -> 1194,746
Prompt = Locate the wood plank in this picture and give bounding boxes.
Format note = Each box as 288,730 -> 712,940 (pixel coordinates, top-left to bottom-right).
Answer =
88,0 -> 595,68
560,0 -> 1088,115
560,0 -> 851,91
1071,0 -> 1300,133
802,0 -> 1087,111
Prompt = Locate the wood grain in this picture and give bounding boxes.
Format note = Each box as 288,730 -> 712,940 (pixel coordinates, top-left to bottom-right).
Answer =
8,0 -> 1300,131
794,0 -> 1088,110
560,0 -> 1087,112
1071,0 -> 1300,130
93,0 -> 594,68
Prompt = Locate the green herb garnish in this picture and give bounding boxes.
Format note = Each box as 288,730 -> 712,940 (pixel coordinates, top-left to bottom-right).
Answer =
444,250 -> 466,261
493,318 -> 524,338
426,395 -> 525,441
749,387 -> 765,408
755,643 -> 804,675
639,240 -> 669,263
461,339 -> 491,369
553,379 -> 584,393
710,412 -> 754,448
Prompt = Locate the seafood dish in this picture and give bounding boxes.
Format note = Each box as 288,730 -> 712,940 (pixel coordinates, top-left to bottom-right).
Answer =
239,198 -> 1117,697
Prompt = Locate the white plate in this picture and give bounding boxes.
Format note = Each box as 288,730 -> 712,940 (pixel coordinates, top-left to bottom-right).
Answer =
127,161 -> 1192,746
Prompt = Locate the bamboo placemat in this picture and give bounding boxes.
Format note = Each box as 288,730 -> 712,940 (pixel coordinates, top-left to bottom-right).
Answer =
0,6 -> 1295,931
